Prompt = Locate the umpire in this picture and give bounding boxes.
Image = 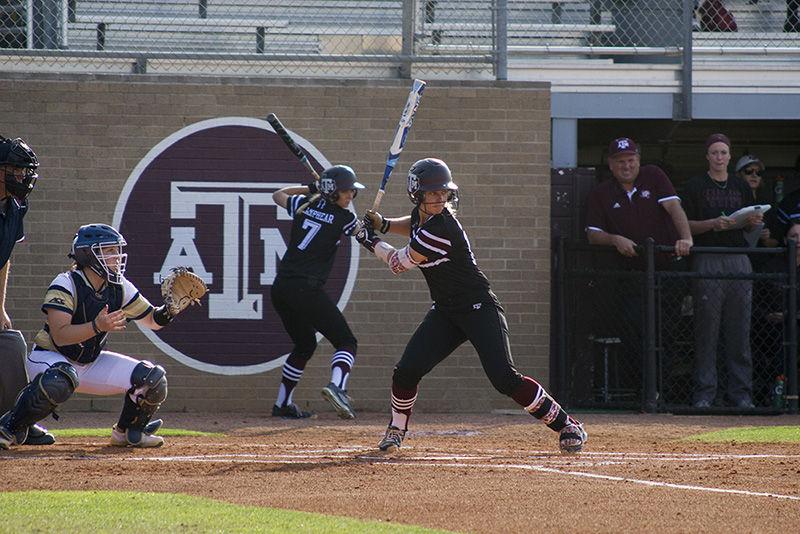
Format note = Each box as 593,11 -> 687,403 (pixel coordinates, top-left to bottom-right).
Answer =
0,135 -> 54,445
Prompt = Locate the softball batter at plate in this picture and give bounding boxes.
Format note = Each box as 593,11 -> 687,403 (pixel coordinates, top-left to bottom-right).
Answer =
357,158 -> 587,453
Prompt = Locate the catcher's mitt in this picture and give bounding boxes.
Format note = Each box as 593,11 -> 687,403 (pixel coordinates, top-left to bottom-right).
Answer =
161,267 -> 208,316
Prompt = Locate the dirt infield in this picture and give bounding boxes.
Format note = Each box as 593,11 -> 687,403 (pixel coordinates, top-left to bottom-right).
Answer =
2,412 -> 799,533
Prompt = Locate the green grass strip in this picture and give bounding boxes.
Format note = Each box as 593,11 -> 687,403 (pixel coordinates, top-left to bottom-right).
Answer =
0,491 -> 456,534
52,428 -> 223,438
685,425 -> 800,443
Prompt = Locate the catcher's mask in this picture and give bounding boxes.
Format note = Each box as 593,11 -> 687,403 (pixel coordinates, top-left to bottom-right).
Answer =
407,158 -> 458,206
318,165 -> 365,202
69,224 -> 128,285
0,136 -> 39,201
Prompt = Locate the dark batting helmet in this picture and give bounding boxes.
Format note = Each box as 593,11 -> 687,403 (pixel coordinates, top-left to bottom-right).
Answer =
318,165 -> 365,202
69,224 -> 128,285
0,136 -> 39,201
407,158 -> 458,205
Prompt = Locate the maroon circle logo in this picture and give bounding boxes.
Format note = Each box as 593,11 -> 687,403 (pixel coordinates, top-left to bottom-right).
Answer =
113,118 -> 360,374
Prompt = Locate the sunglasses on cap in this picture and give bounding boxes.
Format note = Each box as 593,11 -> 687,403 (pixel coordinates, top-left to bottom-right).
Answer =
742,168 -> 761,176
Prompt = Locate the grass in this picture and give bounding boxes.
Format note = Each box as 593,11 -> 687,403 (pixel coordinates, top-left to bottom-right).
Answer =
685,425 -> 800,443
0,491 -> 455,534
52,427 -> 223,438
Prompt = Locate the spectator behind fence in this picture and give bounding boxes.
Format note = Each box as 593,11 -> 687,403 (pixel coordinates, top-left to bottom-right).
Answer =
585,137 -> 693,267
697,0 -> 738,32
682,133 -> 762,410
735,154 -> 777,249
768,180 -> 800,245
584,137 -> 693,401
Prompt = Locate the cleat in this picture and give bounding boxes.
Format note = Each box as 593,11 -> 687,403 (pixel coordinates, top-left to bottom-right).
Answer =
111,424 -> 164,448
321,383 -> 356,419
272,403 -> 313,419
378,425 -> 406,452
0,427 -> 12,450
559,423 -> 587,454
23,424 -> 56,446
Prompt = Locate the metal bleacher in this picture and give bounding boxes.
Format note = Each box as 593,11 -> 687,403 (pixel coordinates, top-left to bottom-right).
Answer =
416,0 -> 616,53
66,0 -> 403,55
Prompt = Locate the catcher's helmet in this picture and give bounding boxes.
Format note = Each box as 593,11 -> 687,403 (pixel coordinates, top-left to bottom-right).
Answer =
0,136 -> 39,201
407,158 -> 458,205
318,165 -> 365,201
69,224 -> 128,285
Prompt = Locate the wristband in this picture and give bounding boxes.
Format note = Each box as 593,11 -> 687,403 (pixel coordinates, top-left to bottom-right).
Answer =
153,305 -> 174,327
91,318 -> 102,335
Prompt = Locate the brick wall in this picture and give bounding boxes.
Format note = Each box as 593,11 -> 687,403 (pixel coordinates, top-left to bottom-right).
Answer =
0,73 -> 551,414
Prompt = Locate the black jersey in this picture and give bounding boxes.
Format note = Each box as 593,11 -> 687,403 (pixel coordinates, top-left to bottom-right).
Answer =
409,207 -> 493,310
277,194 -> 359,285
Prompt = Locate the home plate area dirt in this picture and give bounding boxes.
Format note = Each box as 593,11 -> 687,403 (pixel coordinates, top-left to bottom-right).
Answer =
2,412 -> 799,533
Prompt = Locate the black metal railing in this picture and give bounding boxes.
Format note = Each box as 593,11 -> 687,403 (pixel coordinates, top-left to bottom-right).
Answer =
555,237 -> 799,414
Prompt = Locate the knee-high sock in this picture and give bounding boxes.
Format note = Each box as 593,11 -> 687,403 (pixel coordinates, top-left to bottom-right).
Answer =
330,350 -> 355,389
512,376 -> 579,432
390,382 -> 417,431
275,354 -> 307,407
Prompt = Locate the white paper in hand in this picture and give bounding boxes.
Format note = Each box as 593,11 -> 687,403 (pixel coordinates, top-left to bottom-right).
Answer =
727,204 -> 771,229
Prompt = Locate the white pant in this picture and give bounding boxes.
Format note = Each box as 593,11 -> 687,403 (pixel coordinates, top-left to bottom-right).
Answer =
26,349 -> 139,396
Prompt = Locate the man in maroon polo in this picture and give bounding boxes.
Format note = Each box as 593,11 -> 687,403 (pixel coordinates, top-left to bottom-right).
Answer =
586,137 -> 693,267
583,137 -> 693,403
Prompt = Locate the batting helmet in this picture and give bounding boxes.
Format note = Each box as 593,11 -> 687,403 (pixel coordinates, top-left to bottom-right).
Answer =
407,158 -> 458,205
69,224 -> 128,285
0,136 -> 39,201
318,165 -> 365,202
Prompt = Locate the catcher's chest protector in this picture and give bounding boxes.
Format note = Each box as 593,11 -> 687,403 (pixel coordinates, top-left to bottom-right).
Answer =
53,271 -> 123,364
0,330 -> 29,413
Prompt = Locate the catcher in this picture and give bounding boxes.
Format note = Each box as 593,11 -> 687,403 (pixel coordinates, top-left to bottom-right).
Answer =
0,223 -> 206,450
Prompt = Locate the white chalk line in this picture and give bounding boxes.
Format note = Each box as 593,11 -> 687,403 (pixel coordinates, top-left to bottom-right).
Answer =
116,450 -> 800,502
5,447 -> 800,502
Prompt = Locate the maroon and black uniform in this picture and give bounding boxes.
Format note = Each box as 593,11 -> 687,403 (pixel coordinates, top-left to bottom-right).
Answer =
392,207 -> 540,410
271,194 -> 359,361
585,164 -> 681,268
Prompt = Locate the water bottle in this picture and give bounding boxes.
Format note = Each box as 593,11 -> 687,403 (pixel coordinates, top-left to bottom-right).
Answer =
772,375 -> 785,410
775,175 -> 785,203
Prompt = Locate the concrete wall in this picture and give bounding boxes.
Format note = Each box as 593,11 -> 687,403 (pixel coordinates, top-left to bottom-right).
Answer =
0,73 -> 551,415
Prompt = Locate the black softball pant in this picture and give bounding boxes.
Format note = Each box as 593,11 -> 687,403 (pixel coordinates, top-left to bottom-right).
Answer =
393,301 -> 524,396
270,277 -> 357,360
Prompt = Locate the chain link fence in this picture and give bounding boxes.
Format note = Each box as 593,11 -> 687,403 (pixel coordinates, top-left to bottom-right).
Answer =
556,239 -> 799,414
2,0 -> 799,77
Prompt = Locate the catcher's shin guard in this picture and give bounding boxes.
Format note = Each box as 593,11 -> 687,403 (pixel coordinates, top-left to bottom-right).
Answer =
2,362 -> 78,440
118,361 -> 167,432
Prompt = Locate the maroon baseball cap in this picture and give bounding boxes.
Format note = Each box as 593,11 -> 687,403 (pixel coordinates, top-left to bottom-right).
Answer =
608,137 -> 639,158
705,133 -> 731,150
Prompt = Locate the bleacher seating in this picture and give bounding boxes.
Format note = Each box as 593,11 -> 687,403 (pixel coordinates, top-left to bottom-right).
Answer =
66,0 -> 403,54
416,0 -> 615,52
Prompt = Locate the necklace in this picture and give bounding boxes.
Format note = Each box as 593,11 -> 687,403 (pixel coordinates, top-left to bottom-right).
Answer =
710,177 -> 728,189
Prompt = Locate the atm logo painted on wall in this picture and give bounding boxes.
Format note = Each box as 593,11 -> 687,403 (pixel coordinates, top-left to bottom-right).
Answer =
113,118 -> 359,375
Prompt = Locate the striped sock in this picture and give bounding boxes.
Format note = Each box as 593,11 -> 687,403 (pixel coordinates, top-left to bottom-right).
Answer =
275,359 -> 306,407
329,350 -> 355,389
389,382 -> 417,431
517,376 -> 576,432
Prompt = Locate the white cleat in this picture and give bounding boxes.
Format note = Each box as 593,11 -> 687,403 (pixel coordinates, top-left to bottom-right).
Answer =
559,423 -> 587,454
111,424 -> 164,448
